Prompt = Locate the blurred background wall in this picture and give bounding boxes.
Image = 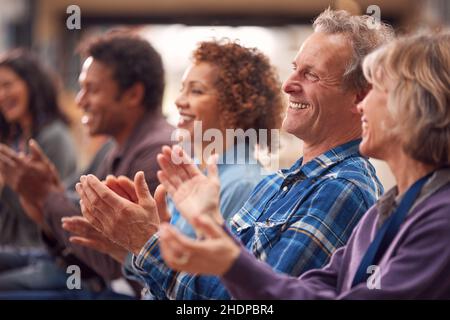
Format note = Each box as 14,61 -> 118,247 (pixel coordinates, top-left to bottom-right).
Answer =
0,0 -> 448,189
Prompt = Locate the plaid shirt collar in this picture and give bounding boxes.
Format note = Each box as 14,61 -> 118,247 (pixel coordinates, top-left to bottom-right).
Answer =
278,139 -> 363,182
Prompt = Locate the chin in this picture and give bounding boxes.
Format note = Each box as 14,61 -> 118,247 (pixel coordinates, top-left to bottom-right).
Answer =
358,142 -> 374,158
2,112 -> 21,123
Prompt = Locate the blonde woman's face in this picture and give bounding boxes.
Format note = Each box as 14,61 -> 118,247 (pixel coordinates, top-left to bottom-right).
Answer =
357,83 -> 397,160
175,62 -> 221,141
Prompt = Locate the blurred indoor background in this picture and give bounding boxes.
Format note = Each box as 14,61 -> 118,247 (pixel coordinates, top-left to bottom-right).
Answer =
0,0 -> 449,190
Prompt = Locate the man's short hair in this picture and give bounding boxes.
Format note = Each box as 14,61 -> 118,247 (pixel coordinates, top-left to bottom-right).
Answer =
79,30 -> 165,112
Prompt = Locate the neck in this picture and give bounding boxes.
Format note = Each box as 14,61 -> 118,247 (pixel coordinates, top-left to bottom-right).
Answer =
301,126 -> 361,164
386,151 -> 437,195
114,108 -> 146,147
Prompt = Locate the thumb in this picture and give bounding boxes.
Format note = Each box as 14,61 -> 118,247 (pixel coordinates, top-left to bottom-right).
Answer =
28,139 -> 46,161
154,184 -> 171,223
29,139 -> 59,183
134,171 -> 152,205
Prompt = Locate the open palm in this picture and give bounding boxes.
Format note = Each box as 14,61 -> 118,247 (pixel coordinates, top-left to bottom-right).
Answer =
172,173 -> 220,223
157,145 -> 223,224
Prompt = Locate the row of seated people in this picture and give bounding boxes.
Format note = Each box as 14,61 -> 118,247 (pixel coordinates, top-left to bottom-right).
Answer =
0,8 -> 448,299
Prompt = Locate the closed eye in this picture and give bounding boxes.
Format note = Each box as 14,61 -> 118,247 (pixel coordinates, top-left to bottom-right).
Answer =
305,71 -> 319,82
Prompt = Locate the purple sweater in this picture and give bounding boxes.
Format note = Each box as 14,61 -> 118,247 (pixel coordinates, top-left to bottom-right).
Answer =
223,169 -> 450,299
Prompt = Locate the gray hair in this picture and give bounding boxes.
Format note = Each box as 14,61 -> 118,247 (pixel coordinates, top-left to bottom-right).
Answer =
313,8 -> 394,91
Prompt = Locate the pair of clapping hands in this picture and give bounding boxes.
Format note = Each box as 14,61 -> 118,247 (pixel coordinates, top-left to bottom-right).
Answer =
64,145 -> 241,276
0,140 -> 62,227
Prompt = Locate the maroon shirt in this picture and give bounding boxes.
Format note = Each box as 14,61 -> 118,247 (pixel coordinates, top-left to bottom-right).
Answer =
43,112 -> 174,282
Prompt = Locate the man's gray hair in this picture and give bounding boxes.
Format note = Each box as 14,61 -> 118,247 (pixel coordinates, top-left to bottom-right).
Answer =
313,8 -> 394,91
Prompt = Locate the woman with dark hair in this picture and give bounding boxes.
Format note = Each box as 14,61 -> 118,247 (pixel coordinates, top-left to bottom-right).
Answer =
0,49 -> 76,247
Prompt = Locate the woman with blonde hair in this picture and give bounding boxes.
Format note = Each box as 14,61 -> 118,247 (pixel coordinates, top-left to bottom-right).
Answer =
157,31 -> 450,299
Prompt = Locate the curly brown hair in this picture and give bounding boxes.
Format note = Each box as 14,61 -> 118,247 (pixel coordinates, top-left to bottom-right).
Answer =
192,40 -> 284,149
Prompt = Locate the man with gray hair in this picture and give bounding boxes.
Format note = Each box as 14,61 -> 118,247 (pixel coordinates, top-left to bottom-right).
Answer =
74,8 -> 393,299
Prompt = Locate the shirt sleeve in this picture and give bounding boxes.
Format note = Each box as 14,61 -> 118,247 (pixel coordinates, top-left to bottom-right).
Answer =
222,242 -> 345,299
128,233 -> 232,299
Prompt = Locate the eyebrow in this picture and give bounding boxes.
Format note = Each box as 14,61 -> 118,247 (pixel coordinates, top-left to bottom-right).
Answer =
294,61 -> 326,76
187,80 -> 206,86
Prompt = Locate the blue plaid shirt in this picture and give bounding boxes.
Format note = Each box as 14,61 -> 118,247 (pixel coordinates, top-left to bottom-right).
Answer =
127,139 -> 383,299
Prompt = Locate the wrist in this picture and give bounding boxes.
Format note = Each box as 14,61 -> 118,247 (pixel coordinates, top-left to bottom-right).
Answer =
220,241 -> 241,276
131,224 -> 158,256
213,209 -> 225,226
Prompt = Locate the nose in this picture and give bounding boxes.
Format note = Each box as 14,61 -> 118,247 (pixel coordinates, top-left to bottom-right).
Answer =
75,89 -> 87,110
175,91 -> 188,111
357,98 -> 365,115
282,73 -> 303,95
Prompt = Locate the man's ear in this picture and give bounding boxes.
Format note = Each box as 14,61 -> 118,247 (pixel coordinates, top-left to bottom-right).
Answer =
351,86 -> 371,114
123,82 -> 145,108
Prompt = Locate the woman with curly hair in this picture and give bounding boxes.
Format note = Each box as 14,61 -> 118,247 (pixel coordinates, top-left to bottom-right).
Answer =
167,40 -> 284,236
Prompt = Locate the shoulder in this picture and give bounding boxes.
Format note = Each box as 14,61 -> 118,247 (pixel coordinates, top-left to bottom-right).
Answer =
326,155 -> 383,201
128,122 -> 174,160
36,120 -> 72,143
219,163 -> 263,188
412,183 -> 450,221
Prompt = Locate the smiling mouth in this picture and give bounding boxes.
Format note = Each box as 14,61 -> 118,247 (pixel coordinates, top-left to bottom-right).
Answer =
0,100 -> 18,114
178,113 -> 196,126
81,112 -> 95,126
361,117 -> 368,129
289,102 -> 310,110
81,115 -> 89,125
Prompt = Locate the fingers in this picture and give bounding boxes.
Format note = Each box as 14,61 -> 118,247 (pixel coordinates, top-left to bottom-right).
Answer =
78,177 -> 112,218
116,176 -> 138,202
28,139 -> 47,162
158,145 -> 201,185
134,171 -> 153,203
0,144 -> 19,167
154,184 -> 171,223
156,170 -> 177,197
68,236 -> 103,252
78,198 -> 104,233
157,153 -> 184,188
206,154 -> 219,181
61,216 -> 99,239
83,174 -> 124,211
0,152 -> 16,167
159,223 -> 197,270
105,175 -> 138,202
172,145 -> 201,178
